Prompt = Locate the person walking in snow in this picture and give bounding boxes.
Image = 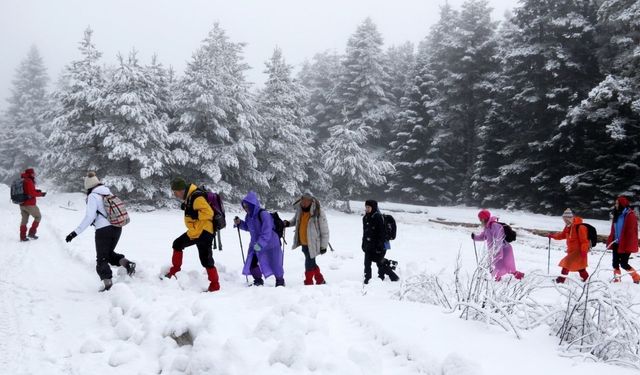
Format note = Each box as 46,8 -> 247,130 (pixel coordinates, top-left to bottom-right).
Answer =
547,208 -> 590,283
471,209 -> 524,281
283,191 -> 329,285
65,172 -> 136,291
164,177 -> 220,292
233,191 -> 285,287
362,200 -> 399,284
18,168 -> 46,241
607,196 -> 639,283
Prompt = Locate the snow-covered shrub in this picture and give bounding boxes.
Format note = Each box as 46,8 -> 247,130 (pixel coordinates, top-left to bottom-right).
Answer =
551,278 -> 640,368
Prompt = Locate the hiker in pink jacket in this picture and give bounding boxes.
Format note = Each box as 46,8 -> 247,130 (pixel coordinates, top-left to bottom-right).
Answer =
471,209 -> 524,281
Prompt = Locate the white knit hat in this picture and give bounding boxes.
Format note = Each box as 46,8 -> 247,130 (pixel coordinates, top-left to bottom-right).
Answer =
562,208 -> 574,219
84,171 -> 101,190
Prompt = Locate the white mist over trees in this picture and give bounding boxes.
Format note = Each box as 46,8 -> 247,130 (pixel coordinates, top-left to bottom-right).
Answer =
2,0 -> 639,214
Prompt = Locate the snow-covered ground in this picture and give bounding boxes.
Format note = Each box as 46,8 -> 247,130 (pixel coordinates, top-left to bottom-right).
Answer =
1,185 -> 638,375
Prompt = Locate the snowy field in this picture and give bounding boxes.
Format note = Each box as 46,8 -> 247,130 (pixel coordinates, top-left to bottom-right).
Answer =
1,184 -> 639,375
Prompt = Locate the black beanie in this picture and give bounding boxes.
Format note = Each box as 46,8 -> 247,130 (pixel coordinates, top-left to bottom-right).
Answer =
365,199 -> 378,212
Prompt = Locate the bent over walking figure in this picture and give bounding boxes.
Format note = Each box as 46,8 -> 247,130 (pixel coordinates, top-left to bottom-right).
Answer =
165,177 -> 220,292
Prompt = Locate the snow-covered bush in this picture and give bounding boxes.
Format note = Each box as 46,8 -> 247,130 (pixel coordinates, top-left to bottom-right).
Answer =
397,251 -> 640,369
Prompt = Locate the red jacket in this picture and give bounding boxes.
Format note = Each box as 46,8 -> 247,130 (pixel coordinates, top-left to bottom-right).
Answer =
20,173 -> 44,206
607,209 -> 639,254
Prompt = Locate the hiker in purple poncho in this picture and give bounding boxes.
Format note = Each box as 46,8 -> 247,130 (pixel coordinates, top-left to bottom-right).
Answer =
471,209 -> 524,281
234,191 -> 285,287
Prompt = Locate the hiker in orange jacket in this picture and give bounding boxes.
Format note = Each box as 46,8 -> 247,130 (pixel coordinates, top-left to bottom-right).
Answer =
548,208 -> 589,283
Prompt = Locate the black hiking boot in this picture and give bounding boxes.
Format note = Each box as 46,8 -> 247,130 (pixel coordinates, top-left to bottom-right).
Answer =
125,261 -> 136,276
27,234 -> 39,240
100,279 -> 113,292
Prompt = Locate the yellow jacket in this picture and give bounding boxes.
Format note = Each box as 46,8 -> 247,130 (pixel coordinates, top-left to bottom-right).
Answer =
183,184 -> 214,239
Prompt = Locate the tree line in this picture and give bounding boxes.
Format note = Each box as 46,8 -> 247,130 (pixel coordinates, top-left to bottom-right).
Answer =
1,0 -> 638,216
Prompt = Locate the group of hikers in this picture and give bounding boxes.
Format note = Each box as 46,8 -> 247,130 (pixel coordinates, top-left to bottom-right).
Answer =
471,198 -> 639,284
12,168 -> 639,292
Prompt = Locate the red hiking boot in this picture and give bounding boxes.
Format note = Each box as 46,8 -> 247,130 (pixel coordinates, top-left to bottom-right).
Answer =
206,267 -> 220,292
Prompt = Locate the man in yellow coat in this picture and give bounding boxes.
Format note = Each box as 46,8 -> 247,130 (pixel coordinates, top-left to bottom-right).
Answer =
165,177 -> 220,292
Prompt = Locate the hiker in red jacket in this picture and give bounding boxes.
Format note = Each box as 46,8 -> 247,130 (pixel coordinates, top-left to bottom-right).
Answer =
19,168 -> 46,241
607,196 -> 639,283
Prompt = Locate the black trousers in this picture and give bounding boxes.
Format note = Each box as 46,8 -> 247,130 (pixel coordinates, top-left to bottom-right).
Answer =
611,243 -> 633,270
172,231 -> 215,268
95,226 -> 125,280
364,250 -> 397,281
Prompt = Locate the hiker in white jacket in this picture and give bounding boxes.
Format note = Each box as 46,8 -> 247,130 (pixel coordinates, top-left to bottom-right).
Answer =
65,171 -> 136,291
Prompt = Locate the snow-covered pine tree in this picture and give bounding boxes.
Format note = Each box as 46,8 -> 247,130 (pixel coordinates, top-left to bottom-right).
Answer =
255,47 -> 318,207
92,50 -> 171,203
386,41 -> 449,204
45,27 -> 106,191
385,42 -> 416,110
0,45 -> 50,183
334,17 -> 395,149
556,0 -> 640,215
471,12 -> 521,208
171,23 -> 266,200
298,51 -> 342,143
322,18 -> 395,203
322,109 -> 394,208
494,0 -> 602,211
447,0 -> 500,204
399,4 -> 462,205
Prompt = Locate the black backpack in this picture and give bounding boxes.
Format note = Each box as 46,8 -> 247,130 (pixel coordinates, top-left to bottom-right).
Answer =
497,222 -> 516,243
381,214 -> 397,241
577,223 -> 598,248
10,178 -> 28,204
258,209 -> 285,242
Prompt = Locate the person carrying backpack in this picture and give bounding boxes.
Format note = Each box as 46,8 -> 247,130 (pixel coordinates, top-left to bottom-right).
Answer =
362,200 -> 399,284
233,191 -> 285,287
65,172 -> 136,292
607,196 -> 639,283
164,177 -> 220,292
18,168 -> 46,241
547,208 -> 589,283
471,209 -> 524,281
283,191 -> 329,285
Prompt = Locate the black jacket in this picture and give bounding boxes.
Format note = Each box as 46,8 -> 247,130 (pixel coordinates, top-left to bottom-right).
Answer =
362,211 -> 385,254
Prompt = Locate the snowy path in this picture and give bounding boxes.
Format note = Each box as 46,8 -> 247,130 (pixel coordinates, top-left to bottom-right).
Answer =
1,187 -> 639,374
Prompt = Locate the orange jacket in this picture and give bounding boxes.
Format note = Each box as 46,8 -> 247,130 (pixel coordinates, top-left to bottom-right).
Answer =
550,217 -> 589,271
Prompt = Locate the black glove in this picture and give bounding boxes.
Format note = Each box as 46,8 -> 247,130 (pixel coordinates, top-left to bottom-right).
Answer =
283,220 -> 290,227
41,192 -> 47,197
471,233 -> 475,240
180,202 -> 186,210
233,216 -> 241,227
320,247 -> 327,255
65,231 -> 77,243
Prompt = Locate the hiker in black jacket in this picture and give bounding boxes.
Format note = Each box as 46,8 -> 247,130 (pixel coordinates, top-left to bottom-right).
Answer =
362,200 -> 399,284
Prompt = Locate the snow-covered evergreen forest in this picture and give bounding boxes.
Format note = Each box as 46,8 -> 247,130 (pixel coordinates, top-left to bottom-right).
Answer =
1,0 -> 639,216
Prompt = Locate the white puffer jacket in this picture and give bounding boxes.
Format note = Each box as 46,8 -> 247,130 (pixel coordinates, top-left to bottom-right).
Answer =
74,185 -> 112,234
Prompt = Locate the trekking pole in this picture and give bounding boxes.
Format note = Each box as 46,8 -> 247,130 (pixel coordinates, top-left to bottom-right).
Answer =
472,239 -> 479,266
547,237 -> 551,275
217,231 -> 222,251
328,242 -> 335,252
236,225 -> 248,284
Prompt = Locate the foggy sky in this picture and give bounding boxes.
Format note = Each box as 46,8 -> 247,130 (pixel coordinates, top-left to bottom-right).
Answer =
0,0 -> 517,111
